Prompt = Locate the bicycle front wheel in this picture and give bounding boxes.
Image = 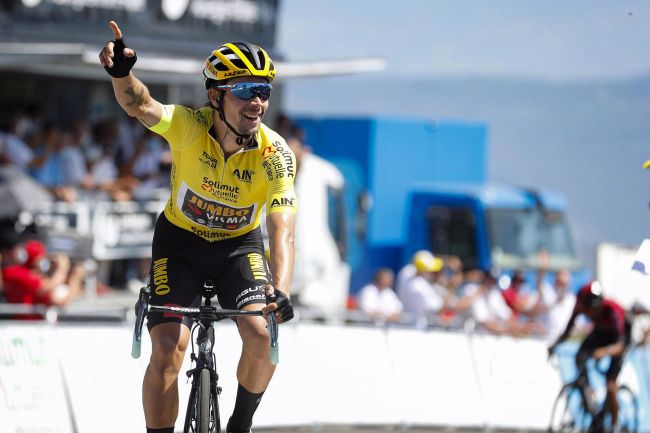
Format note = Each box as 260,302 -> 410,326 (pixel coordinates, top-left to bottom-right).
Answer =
613,385 -> 638,433
184,368 -> 219,433
549,383 -> 592,433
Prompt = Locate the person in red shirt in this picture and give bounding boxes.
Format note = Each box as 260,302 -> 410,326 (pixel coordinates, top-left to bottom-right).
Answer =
2,240 -> 84,313
548,281 -> 631,431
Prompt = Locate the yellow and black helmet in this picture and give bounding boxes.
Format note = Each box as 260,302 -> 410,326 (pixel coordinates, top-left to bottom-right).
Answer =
203,42 -> 275,88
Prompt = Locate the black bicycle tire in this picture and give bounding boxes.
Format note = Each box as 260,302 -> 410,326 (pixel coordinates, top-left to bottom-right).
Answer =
617,385 -> 639,433
549,382 -> 590,433
198,368 -> 211,433
212,386 -> 220,433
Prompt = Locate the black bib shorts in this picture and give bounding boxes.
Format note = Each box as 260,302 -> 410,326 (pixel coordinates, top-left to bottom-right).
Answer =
147,213 -> 270,330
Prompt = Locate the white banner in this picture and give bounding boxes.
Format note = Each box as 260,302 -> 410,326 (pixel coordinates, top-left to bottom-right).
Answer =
0,324 -> 73,433
2,321 -> 647,431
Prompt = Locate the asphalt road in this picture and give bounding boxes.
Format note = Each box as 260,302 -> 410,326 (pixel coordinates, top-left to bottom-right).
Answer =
251,426 -> 543,433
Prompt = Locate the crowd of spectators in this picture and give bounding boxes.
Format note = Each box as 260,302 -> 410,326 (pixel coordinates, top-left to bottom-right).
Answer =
355,249 -> 580,339
0,107 -> 171,204
0,108 -> 583,338
0,106 -> 174,311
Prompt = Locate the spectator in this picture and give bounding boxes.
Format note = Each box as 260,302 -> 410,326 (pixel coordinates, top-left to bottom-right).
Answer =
358,268 -> 403,324
2,239 -> 85,315
396,250 -> 445,298
0,115 -> 34,171
399,250 -> 449,328
463,270 -> 532,336
60,126 -> 93,191
123,129 -> 167,200
448,267 -> 488,326
274,113 -> 294,140
284,127 -> 347,314
86,121 -> 136,201
500,269 -> 547,335
438,255 -> 464,292
0,223 -> 16,302
545,270 -> 578,341
115,114 -> 143,172
502,269 -> 534,315
29,125 -> 78,202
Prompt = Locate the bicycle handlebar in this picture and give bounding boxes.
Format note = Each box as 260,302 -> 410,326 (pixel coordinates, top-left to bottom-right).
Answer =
268,312 -> 279,365
549,346 -> 612,376
149,304 -> 264,320
131,288 -> 280,365
131,286 -> 150,359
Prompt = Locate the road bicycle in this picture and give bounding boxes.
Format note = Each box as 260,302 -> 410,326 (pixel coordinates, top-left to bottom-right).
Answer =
131,280 -> 279,433
548,353 -> 638,433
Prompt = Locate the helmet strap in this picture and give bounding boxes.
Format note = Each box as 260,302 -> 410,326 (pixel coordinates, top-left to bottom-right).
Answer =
212,90 -> 252,147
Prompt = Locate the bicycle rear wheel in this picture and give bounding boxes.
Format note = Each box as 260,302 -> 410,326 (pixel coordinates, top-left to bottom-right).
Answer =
184,368 -> 219,433
549,383 -> 592,433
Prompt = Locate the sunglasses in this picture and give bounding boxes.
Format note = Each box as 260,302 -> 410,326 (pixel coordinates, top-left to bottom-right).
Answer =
216,82 -> 273,101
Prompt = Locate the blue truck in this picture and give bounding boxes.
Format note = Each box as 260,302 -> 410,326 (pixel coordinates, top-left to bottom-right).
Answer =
294,115 -> 587,297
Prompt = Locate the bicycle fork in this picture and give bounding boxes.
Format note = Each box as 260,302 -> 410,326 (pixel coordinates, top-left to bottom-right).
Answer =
188,324 -> 221,393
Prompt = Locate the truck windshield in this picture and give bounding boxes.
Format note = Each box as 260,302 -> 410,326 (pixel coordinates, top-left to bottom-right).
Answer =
486,208 -> 578,270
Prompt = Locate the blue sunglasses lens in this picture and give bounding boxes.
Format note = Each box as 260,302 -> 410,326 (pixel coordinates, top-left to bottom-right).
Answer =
230,83 -> 272,101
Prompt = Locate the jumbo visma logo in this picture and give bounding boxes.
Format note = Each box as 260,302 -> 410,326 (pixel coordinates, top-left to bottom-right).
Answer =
179,185 -> 254,230
152,258 -> 171,295
247,253 -> 268,283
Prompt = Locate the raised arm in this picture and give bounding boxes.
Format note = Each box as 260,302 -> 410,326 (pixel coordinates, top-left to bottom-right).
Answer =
98,20 -> 162,128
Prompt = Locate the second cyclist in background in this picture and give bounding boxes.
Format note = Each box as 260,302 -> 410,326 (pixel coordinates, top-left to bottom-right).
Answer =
548,281 -> 632,433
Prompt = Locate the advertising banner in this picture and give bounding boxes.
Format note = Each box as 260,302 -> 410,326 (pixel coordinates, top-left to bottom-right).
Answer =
0,325 -> 73,433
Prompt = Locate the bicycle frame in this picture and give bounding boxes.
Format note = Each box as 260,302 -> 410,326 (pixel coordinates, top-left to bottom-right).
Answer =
131,283 -> 279,433
549,353 -> 638,433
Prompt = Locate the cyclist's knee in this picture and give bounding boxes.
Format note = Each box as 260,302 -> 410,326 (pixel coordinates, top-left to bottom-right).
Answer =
149,323 -> 189,369
240,319 -> 270,355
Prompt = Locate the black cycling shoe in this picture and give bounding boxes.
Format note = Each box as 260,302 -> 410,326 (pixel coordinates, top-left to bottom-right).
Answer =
226,417 -> 251,433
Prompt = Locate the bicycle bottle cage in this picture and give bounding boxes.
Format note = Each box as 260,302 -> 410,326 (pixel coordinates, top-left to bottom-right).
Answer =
202,279 -> 217,298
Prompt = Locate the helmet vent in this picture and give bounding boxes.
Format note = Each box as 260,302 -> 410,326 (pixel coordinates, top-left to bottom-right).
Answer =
256,49 -> 266,69
230,58 -> 247,69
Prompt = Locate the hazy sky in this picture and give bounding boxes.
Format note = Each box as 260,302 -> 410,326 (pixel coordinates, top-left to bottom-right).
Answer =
277,0 -> 650,82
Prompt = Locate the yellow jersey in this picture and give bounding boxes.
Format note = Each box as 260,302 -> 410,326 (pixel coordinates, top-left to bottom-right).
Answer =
148,104 -> 297,242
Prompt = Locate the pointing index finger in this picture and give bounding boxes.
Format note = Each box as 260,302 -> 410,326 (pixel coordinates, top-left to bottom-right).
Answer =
109,20 -> 123,40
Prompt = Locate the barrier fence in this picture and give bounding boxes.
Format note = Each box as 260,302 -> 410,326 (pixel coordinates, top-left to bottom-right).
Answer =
2,319 -> 650,433
29,199 -> 166,262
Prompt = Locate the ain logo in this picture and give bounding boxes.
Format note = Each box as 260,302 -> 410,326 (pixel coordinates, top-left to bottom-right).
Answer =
233,168 -> 254,183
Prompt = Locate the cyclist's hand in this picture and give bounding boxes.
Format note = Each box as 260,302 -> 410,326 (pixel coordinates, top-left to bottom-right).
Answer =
99,20 -> 137,77
263,285 -> 294,324
592,348 -> 607,360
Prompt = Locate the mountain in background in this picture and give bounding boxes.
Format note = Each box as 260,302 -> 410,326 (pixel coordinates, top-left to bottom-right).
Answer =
283,74 -> 650,272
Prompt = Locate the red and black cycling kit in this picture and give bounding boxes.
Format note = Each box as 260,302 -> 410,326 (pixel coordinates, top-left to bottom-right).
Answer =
577,299 -> 632,380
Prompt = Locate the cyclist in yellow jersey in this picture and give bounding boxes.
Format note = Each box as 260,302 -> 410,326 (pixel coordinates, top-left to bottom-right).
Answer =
99,21 -> 296,433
